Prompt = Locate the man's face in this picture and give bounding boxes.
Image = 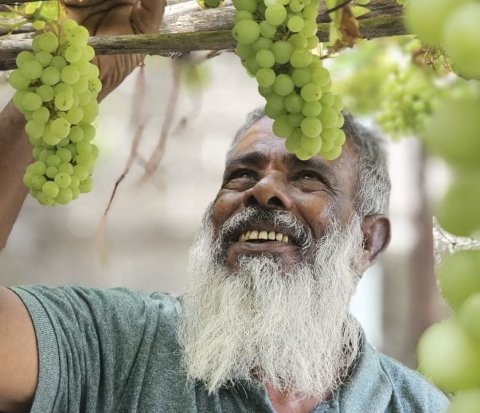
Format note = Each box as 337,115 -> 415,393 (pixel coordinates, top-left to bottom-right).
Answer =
210,116 -> 359,270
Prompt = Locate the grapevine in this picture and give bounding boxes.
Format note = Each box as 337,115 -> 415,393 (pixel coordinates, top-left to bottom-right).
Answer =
8,16 -> 101,206
231,0 -> 346,160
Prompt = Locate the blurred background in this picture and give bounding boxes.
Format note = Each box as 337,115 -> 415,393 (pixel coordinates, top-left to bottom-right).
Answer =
0,49 -> 450,368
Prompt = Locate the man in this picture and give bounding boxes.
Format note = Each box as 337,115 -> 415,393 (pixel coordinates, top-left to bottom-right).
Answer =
0,1 -> 449,412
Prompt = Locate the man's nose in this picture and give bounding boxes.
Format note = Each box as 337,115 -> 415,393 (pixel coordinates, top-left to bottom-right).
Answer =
242,173 -> 293,210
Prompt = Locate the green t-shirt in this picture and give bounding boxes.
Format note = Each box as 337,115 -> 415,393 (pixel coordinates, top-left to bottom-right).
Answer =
11,286 -> 449,413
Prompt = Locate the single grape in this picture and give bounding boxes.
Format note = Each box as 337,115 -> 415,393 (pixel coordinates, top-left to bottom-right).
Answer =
256,68 -> 276,87
42,181 -> 60,198
287,15 -> 304,33
61,66 -> 81,84
284,93 -> 303,114
301,116 -> 322,138
301,83 -> 321,102
41,66 -> 61,86
232,0 -> 257,13
19,59 -> 43,80
265,4 -> 287,26
22,92 -> 43,111
256,49 -> 275,68
232,20 -> 261,44
38,32 -> 59,53
272,115 -> 293,138
8,70 -> 31,90
271,40 -> 293,64
273,74 -> 294,96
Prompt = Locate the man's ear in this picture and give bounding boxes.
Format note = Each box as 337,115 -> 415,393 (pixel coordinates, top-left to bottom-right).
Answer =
358,214 -> 391,272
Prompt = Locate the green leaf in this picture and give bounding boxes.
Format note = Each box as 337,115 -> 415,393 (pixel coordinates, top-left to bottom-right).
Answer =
350,5 -> 370,17
355,0 -> 371,5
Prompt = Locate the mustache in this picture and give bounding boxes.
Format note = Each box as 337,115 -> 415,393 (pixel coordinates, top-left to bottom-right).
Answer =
216,207 -> 314,252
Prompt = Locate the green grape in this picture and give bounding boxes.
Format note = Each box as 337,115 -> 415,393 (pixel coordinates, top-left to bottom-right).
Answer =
19,59 -> 43,80
417,318 -> 480,392
447,390 -> 480,413
437,250 -> 480,311
285,129 -> 302,152
45,165 -> 58,179
35,51 -> 53,68
72,59 -> 91,76
302,100 -> 322,117
320,145 -> 341,160
80,123 -> 96,141
442,3 -> 480,80
82,45 -> 95,62
73,165 -> 89,181
22,92 -> 43,111
61,18 -> 78,32
265,4 -> 287,26
265,93 -> 285,111
42,181 -> 60,198
232,0 -> 257,12
69,125 -> 84,142
8,70 -> 31,90
32,106 -> 50,124
255,68 -> 276,87
290,49 -> 313,68
30,161 -> 47,175
67,26 -> 89,46
70,175 -> 80,189
320,91 -> 334,106
260,21 -> 277,38
299,19 -> 317,37
271,40 -> 293,64
32,20 -> 46,31
54,172 -> 72,189
232,20 -> 261,44
36,85 -> 54,102
41,66 -> 61,85
55,188 -> 74,204
301,116 -> 322,138
76,140 -> 92,153
61,66 -> 81,84
284,93 -> 303,114
404,0 -> 467,48
272,115 -> 293,138
46,154 -> 61,167
38,32 -> 59,53
64,45 -> 82,63
55,92 -> 74,111
301,82 -> 321,102
319,107 -> 338,128
290,0 -> 305,13
252,37 -> 273,52
422,94 -> 480,167
306,36 -> 319,50
320,138 -> 334,153
255,49 -> 275,68
287,113 -> 303,128
300,135 -> 322,155
50,55 -> 67,70
79,177 -> 93,193
302,3 -> 318,19
292,68 -> 311,87
25,120 -> 45,140
311,65 -> 330,86
50,118 -> 71,138
273,74 -> 294,96
23,173 -> 33,187
289,33 -> 308,49
265,104 -> 284,118
15,51 -> 35,67
57,148 -> 73,163
31,175 -> 47,191
458,293 -> 480,344
66,107 -> 84,124
287,15 -> 304,32
234,10 -> 253,22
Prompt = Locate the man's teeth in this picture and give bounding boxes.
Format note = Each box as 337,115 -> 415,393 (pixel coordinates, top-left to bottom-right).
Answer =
239,230 -> 289,243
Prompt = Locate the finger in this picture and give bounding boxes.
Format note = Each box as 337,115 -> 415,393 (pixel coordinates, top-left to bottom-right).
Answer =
131,0 -> 166,34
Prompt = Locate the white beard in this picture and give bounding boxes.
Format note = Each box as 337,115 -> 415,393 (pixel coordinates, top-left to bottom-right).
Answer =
178,207 -> 364,399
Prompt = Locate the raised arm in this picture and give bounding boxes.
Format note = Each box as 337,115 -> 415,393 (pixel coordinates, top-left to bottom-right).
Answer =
0,0 -> 165,410
0,0 -> 166,250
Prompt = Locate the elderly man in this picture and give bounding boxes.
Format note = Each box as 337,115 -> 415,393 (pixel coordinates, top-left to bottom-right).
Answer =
0,1 -> 448,412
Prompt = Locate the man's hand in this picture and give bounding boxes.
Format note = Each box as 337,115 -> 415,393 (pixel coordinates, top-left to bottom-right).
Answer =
62,0 -> 166,99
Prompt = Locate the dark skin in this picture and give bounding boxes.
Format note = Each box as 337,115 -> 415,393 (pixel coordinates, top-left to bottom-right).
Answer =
210,116 -> 391,413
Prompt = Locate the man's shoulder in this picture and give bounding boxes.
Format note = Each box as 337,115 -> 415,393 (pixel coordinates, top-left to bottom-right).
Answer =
373,346 -> 449,411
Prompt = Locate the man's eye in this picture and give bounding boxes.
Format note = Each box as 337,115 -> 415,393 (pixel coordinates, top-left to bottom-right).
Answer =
229,170 -> 255,180
298,171 -> 320,181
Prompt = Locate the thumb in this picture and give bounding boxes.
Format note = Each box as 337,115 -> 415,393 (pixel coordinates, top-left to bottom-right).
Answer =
131,0 -> 166,34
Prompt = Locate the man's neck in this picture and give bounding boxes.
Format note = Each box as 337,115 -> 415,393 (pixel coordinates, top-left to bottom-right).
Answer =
265,383 -> 330,413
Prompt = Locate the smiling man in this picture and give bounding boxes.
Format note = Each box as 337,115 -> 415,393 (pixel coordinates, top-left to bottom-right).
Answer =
1,104 -> 450,412
0,0 -> 449,410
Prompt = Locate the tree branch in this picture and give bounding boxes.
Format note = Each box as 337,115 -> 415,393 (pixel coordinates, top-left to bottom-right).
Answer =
0,0 -> 405,70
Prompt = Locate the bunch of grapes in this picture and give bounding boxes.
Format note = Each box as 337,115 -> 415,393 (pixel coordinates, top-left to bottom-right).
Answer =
231,0 -> 345,160
405,0 -> 480,80
417,250 -> 480,411
8,18 -> 101,206
376,66 -> 437,140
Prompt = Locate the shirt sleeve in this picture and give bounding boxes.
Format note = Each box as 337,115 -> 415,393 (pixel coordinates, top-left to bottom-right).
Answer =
10,286 -> 181,413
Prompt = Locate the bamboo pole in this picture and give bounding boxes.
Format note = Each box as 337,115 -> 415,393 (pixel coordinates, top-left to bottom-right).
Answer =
0,0 -> 405,71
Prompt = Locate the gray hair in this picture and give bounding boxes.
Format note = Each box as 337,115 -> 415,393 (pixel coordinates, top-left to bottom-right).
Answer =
227,107 -> 391,217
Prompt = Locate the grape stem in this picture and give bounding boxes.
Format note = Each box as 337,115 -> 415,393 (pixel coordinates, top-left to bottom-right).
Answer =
323,0 -> 354,15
